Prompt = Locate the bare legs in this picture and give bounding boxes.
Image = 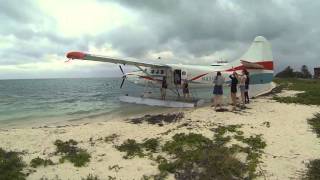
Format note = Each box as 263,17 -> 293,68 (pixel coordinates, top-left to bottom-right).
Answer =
240,91 -> 245,107
244,91 -> 250,104
214,95 -> 223,110
161,88 -> 166,100
231,93 -> 237,110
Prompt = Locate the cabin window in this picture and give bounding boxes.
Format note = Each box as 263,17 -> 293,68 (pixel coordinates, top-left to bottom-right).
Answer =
160,70 -> 164,74
151,69 -> 154,74
182,71 -> 186,75
156,70 -> 159,74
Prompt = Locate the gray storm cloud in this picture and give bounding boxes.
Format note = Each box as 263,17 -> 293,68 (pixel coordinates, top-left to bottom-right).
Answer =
101,0 -> 320,71
0,0 -> 319,78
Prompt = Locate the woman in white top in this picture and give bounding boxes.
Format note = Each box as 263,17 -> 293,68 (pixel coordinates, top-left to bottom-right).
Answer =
213,71 -> 225,110
238,70 -> 247,107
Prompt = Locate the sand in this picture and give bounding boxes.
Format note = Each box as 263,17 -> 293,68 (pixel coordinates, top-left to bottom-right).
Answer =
0,93 -> 320,180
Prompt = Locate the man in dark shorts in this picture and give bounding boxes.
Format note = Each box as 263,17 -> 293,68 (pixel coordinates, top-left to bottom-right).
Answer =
244,70 -> 250,104
182,80 -> 190,100
229,71 -> 239,109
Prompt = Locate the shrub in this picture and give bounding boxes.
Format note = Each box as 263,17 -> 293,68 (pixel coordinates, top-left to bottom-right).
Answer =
116,139 -> 144,159
116,138 -> 160,159
54,139 -> 90,167
303,159 -> 320,180
0,148 -> 26,180
30,157 -> 54,168
308,113 -> 320,138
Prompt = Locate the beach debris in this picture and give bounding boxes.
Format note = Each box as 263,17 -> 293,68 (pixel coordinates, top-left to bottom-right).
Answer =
128,112 -> 184,126
54,139 -> 91,167
108,164 -> 123,172
30,157 -> 54,168
262,121 -> 271,128
0,148 -> 27,180
107,175 -> 117,180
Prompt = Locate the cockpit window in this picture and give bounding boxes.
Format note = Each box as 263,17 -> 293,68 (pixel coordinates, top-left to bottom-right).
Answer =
182,71 -> 186,75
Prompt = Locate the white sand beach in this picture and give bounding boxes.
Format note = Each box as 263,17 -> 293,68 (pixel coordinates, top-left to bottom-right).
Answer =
0,93 -> 319,180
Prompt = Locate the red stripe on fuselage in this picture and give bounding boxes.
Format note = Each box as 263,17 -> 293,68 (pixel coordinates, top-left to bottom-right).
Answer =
190,73 -> 208,81
226,61 -> 273,71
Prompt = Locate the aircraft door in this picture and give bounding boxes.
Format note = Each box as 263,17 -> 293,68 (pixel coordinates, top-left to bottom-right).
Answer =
173,69 -> 181,85
181,70 -> 187,81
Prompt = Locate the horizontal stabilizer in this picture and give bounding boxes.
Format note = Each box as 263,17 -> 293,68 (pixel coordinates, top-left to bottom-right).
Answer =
240,60 -> 264,69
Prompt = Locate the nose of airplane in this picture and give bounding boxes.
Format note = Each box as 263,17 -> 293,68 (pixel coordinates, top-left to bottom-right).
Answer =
66,51 -> 86,59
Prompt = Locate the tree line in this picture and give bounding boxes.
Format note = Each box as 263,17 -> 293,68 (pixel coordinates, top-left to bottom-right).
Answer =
275,65 -> 313,78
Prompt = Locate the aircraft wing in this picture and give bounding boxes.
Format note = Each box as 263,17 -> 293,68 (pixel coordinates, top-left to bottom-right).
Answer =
66,51 -> 169,68
240,60 -> 264,69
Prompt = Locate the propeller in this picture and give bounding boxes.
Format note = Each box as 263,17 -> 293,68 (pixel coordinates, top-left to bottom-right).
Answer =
119,65 -> 126,88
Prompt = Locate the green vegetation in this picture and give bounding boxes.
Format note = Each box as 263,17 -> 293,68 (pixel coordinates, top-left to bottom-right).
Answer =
104,134 -> 119,143
54,139 -> 91,167
115,125 -> 266,179
302,114 -> 320,179
303,159 -> 320,180
116,139 -> 144,159
115,138 -> 160,159
308,113 -> 320,138
273,78 -> 320,105
81,174 -> 100,180
30,157 -> 54,168
0,148 -> 26,180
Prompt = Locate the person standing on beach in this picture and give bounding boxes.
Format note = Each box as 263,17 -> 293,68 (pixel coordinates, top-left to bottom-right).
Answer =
244,69 -> 250,104
229,71 -> 239,110
239,70 -> 247,107
182,80 -> 190,100
161,77 -> 167,100
213,71 -> 225,110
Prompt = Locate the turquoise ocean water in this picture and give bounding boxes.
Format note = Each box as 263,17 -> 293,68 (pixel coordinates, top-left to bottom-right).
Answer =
0,78 -> 271,128
0,78 -> 173,128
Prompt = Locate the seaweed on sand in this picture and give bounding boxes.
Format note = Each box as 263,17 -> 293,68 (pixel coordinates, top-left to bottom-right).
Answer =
128,113 -> 184,126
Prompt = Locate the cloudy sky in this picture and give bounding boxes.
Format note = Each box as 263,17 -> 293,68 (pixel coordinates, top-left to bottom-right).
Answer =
0,0 -> 319,79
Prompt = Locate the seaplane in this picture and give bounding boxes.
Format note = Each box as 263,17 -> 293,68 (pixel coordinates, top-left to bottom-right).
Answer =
66,36 -> 274,108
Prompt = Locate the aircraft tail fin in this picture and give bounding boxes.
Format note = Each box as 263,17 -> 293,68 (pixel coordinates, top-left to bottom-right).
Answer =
227,36 -> 274,71
239,36 -> 274,71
